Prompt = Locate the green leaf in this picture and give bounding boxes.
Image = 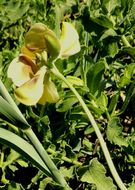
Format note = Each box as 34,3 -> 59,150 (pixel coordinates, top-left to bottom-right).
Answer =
107,41 -> 119,58
7,182 -> 24,190
119,82 -> 135,114
87,59 -> 106,95
3,1 -> 29,25
119,63 -> 135,87
0,80 -> 29,128
95,92 -> 108,112
91,14 -> 114,29
60,166 -> 74,179
106,117 -> 128,147
62,76 -> 84,88
2,149 -> 20,169
99,29 -> 117,41
39,177 -> 52,190
56,96 -> 78,112
0,127 -> 51,177
78,158 -> 117,190
121,47 -> 135,59
128,183 -> 135,190
101,0 -> 120,14
0,96 -> 30,129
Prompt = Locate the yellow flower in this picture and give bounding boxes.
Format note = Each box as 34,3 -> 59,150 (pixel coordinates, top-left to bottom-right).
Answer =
60,22 -> 80,58
7,22 -> 80,105
7,55 -> 59,106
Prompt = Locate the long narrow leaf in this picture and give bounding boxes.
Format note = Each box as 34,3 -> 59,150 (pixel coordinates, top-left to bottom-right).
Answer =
0,80 -> 29,126
0,96 -> 30,129
0,127 -> 52,177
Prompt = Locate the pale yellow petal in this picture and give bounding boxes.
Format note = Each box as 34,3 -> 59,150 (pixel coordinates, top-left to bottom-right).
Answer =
38,79 -> 59,105
14,66 -> 46,105
60,22 -> 80,57
7,57 -> 33,87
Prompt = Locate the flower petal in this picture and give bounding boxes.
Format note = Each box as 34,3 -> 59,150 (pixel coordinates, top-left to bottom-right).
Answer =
21,46 -> 36,60
14,66 -> 46,105
38,79 -> 59,105
60,22 -> 80,58
25,23 -> 47,52
7,57 -> 34,87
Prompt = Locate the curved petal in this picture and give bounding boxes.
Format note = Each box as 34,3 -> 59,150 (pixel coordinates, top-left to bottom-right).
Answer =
60,22 -> 80,58
14,66 -> 46,106
7,57 -> 34,87
21,46 -> 36,60
38,79 -> 59,105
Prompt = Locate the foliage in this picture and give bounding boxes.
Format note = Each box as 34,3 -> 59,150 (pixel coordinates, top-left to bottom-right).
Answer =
0,0 -> 135,189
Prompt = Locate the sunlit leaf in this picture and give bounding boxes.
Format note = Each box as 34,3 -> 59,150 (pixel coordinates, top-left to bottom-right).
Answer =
107,117 -> 128,147
78,158 -> 117,190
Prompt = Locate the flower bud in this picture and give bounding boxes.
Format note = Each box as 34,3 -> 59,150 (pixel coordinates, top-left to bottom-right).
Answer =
25,23 -> 60,60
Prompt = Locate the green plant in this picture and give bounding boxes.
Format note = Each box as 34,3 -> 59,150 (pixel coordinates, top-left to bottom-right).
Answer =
1,0 -> 135,189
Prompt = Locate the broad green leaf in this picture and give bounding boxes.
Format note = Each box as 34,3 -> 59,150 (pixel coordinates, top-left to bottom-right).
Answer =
95,92 -> 108,112
99,29 -> 117,41
119,63 -> 135,87
101,0 -> 120,14
87,59 -> 106,95
91,14 -> 114,28
56,96 -> 78,112
78,158 -> 117,190
107,41 -> 119,58
106,117 -> 128,147
128,183 -> 135,190
0,127 -> 51,177
60,166 -> 74,179
62,76 -> 84,88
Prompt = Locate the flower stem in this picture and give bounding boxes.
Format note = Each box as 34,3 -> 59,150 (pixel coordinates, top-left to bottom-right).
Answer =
51,65 -> 127,190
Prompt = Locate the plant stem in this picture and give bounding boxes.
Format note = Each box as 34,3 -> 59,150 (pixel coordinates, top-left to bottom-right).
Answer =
47,148 -> 82,166
121,35 -> 131,47
25,128 -> 71,190
51,65 -> 128,190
